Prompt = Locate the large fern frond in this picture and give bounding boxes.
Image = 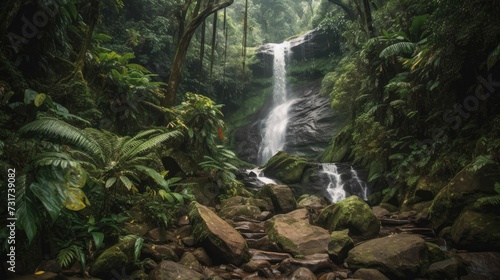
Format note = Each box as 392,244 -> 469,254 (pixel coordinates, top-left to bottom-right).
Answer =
380,42 -> 416,58
19,118 -> 102,160
122,130 -> 182,161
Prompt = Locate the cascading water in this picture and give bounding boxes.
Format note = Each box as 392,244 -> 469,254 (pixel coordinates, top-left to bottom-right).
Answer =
257,42 -> 293,164
351,166 -> 368,200
323,163 -> 346,203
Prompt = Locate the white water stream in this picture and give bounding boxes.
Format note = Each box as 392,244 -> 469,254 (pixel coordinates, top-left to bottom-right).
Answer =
257,42 -> 293,164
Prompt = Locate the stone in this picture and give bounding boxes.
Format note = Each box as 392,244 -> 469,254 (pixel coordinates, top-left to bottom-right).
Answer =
429,163 -> 500,230
141,244 -> 179,262
148,261 -> 204,280
265,214 -> 330,256
189,202 -> 250,265
428,258 -> 462,280
372,206 -> 391,219
219,204 -> 262,220
352,268 -> 389,280
278,254 -> 332,275
450,210 -> 500,251
327,230 -> 354,264
285,208 -> 310,222
246,235 -> 280,251
250,249 -> 293,263
90,238 -> 136,278
456,252 -> 500,279
346,234 -> 429,279
256,184 -> 297,213
318,272 -> 336,280
177,215 -> 190,226
261,151 -> 309,184
298,195 -> 329,209
415,176 -> 447,201
124,222 -> 149,236
317,196 -> 380,239
426,242 -> 446,264
192,247 -> 213,266
179,252 -> 203,273
288,267 -> 317,280
242,260 -> 271,273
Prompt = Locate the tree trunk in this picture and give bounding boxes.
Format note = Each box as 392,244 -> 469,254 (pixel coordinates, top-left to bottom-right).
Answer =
329,0 -> 356,20
162,0 -> 234,108
242,0 -> 248,71
210,11 -> 217,78
363,0 -> 375,37
200,19 -> 206,72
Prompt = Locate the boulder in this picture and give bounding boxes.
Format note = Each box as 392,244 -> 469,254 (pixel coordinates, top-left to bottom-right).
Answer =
327,230 -> 354,264
189,202 -> 250,265
316,196 -> 380,239
148,261 -> 204,280
179,252 -> 203,273
219,205 -> 262,220
429,164 -> 500,230
285,208 -> 310,222
256,184 -> 297,213
288,267 -> 317,280
277,254 -> 332,275
250,249 -> 293,263
456,252 -> 500,279
298,195 -> 329,209
265,214 -> 330,256
261,151 -> 309,184
352,268 -> 389,280
90,238 -> 136,278
450,210 -> 500,251
428,258 -> 463,280
242,260 -> 271,273
346,234 -> 429,279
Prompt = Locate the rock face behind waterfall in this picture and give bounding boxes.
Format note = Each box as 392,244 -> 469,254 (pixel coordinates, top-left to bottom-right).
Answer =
232,80 -> 341,163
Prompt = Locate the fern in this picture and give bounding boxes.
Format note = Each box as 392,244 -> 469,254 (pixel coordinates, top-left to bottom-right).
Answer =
57,245 -> 85,269
380,42 -> 416,58
470,155 -> 494,172
474,183 -> 500,209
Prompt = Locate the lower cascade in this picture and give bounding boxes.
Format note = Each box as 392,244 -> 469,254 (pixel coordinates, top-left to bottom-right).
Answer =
322,163 -> 368,203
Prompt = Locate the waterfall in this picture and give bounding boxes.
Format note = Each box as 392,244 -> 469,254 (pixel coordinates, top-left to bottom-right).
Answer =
351,166 -> 368,200
257,42 -> 293,165
322,163 -> 346,203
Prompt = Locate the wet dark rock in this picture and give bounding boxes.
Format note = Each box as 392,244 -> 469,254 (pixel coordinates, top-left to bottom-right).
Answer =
428,258 -> 465,280
277,254 -> 333,275
456,252 -> 500,279
352,268 -> 389,280
327,230 -> 354,264
242,260 -> 272,273
250,249 -> 293,263
256,184 -> 297,214
148,261 -> 204,280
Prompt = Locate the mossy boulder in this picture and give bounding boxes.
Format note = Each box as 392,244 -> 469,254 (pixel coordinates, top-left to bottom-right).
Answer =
316,196 -> 380,239
450,210 -> 500,251
90,238 -> 136,278
346,234 -> 429,279
327,230 -> 354,263
261,151 -> 309,184
265,214 -> 330,256
256,184 -> 296,213
219,204 -> 262,220
297,194 -> 328,209
429,164 -> 500,230
189,202 -> 250,265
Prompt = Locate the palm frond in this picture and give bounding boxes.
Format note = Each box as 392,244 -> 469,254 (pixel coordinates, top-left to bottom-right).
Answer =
122,130 -> 182,160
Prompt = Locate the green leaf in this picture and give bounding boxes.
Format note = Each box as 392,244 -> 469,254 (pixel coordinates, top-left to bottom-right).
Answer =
158,189 -> 174,203
34,93 -> 47,107
120,175 -> 133,190
105,177 -> 117,188
30,182 -> 62,222
135,165 -> 169,188
171,192 -> 184,204
91,232 -> 104,250
24,89 -> 38,104
134,237 -> 144,262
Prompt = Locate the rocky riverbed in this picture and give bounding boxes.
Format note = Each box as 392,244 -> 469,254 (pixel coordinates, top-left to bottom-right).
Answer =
14,182 -> 500,280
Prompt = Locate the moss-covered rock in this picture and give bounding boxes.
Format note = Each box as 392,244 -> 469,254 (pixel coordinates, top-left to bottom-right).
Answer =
346,234 -> 429,279
327,229 -> 354,263
219,204 -> 261,220
429,164 -> 500,231
262,151 -> 309,184
148,261 -> 204,280
90,238 -> 136,278
450,210 -> 500,251
189,202 -> 250,265
265,214 -> 330,256
297,194 -> 328,209
316,196 -> 380,239
426,242 -> 446,265
256,184 -> 296,213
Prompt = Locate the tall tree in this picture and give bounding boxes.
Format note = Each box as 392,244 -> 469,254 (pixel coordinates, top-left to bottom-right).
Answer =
162,0 -> 234,108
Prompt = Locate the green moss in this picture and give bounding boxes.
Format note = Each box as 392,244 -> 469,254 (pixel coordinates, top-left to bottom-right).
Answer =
317,196 -> 380,239
90,247 -> 128,278
265,218 -> 300,255
227,85 -> 273,130
262,151 -> 309,184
